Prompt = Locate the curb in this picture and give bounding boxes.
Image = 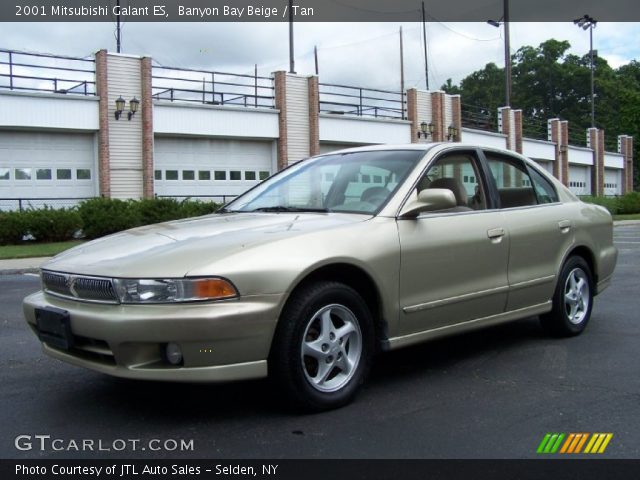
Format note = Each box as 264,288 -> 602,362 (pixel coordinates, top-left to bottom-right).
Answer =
614,220 -> 640,226
0,268 -> 40,276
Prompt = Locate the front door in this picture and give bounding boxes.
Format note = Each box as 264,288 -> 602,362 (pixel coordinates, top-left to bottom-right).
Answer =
397,150 -> 509,336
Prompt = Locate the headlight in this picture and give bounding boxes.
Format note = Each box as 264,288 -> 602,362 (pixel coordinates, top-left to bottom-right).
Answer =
112,277 -> 238,304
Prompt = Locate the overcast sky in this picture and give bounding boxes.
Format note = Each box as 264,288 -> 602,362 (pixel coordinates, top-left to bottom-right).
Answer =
2,21 -> 639,91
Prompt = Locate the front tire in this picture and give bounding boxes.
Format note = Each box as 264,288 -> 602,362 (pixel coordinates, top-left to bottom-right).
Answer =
540,256 -> 594,337
269,281 -> 374,412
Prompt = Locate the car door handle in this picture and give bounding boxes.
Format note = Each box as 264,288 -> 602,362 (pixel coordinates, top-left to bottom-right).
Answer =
487,228 -> 505,240
558,220 -> 571,233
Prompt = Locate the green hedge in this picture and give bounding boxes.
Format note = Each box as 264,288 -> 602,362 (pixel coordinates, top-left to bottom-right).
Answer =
0,211 -> 28,245
23,207 -> 83,243
617,192 -> 640,215
580,193 -> 640,215
0,197 -> 221,245
78,197 -> 142,239
579,196 -> 620,215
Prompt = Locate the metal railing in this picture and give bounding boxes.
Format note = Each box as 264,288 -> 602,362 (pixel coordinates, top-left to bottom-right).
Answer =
567,123 -> 587,147
0,197 -> 95,212
460,103 -> 497,132
152,65 -> 274,108
319,83 -> 406,120
0,48 -> 96,96
522,116 -> 549,141
155,194 -> 237,204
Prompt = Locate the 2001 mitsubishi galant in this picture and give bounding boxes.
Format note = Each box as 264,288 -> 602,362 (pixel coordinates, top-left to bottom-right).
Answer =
23,144 -> 617,411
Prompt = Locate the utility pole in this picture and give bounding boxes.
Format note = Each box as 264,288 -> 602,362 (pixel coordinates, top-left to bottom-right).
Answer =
314,45 -> 319,75
421,1 -> 429,90
487,0 -> 511,107
503,0 -> 511,107
400,26 -> 405,119
288,0 -> 295,73
116,0 -> 121,53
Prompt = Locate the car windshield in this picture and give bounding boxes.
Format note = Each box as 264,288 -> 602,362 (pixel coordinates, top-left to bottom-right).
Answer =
224,150 -> 425,215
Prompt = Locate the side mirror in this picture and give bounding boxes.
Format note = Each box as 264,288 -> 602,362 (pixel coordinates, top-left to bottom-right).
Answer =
400,188 -> 457,218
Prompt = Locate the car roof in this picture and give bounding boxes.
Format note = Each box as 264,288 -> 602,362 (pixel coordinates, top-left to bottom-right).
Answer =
318,142 -> 521,155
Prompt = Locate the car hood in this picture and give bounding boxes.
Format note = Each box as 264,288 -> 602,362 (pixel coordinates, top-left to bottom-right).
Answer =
43,212 -> 370,278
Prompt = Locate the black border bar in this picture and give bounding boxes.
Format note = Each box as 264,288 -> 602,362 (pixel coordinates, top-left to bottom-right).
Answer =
3,0 -> 640,22
4,459 -> 640,480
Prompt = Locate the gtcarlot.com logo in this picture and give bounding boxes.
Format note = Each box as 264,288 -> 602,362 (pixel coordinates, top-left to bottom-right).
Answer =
537,433 -> 613,454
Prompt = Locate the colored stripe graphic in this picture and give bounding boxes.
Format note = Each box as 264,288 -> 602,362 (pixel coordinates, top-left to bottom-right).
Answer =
539,433 -> 614,454
584,433 -> 614,454
537,433 -> 565,454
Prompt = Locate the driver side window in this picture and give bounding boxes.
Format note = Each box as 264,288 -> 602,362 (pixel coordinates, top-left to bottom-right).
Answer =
417,153 -> 487,212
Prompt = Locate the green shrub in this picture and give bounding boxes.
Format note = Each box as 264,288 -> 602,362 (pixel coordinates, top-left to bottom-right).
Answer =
0,211 -> 28,245
136,197 -> 183,225
617,192 -> 640,215
178,200 -> 221,218
78,197 -> 141,239
24,206 -> 82,242
580,195 -> 619,215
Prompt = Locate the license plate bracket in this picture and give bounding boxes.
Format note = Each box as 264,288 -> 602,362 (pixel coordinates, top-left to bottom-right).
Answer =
35,307 -> 74,350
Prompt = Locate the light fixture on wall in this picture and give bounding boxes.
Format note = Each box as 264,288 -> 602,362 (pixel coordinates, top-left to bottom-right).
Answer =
114,96 -> 126,120
417,121 -> 434,139
114,97 -> 140,121
447,125 -> 458,140
128,97 -> 140,120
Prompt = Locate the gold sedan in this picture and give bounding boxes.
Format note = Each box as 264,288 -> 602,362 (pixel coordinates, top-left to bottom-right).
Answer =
23,144 -> 617,411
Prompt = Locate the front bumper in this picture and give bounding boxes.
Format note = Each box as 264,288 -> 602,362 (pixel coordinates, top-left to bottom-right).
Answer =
23,290 -> 284,382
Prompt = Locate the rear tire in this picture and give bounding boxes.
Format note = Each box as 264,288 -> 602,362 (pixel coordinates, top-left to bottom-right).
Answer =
269,281 -> 374,412
540,256 -> 594,337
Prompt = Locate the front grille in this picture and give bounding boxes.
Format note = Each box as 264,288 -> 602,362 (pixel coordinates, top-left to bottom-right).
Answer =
42,270 -> 118,304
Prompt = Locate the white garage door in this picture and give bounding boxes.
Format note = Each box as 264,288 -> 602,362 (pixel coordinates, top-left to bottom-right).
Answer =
569,165 -> 591,196
604,168 -> 622,196
319,143 -> 366,155
0,131 -> 96,209
154,137 -> 275,201
531,159 -> 554,175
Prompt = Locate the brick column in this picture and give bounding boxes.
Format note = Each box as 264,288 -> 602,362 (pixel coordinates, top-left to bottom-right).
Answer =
588,128 -> 605,196
141,57 -> 154,198
308,75 -> 320,157
620,135 -> 635,193
450,95 -> 461,142
560,121 -> 569,186
95,49 -> 111,197
513,109 -> 523,154
406,88 -> 418,143
549,119 -> 561,182
499,106 -> 512,150
548,119 -> 568,185
431,92 -> 445,142
273,71 -> 288,171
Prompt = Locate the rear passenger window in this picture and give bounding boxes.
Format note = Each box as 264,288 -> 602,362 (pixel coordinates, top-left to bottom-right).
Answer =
529,168 -> 559,204
484,152 -> 537,208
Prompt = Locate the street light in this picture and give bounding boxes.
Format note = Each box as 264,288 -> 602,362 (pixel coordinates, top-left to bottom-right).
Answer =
574,14 -> 597,128
487,0 -> 511,107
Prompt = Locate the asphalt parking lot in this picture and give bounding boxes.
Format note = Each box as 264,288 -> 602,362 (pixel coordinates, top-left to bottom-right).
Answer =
1,225 -> 639,459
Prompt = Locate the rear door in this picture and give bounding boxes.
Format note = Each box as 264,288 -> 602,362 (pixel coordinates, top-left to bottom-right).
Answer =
481,149 -> 575,311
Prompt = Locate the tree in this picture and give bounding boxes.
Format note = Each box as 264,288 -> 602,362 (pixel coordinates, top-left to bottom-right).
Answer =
443,39 -> 639,189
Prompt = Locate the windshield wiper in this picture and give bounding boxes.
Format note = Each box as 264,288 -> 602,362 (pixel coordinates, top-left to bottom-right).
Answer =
249,206 -> 330,213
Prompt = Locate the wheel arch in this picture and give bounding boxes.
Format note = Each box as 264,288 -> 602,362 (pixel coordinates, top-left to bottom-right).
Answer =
562,245 -> 597,285
274,262 -> 388,353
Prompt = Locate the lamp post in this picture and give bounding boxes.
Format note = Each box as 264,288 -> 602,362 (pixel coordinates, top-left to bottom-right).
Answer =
487,0 -> 511,107
574,14 -> 597,128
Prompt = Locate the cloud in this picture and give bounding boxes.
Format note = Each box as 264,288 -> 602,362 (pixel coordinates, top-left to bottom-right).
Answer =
0,21 -> 637,92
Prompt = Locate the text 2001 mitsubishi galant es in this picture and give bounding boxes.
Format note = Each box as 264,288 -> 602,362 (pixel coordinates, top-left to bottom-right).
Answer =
24,144 -> 617,411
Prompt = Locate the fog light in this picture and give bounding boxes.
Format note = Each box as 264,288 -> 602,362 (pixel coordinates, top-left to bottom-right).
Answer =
165,343 -> 183,366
